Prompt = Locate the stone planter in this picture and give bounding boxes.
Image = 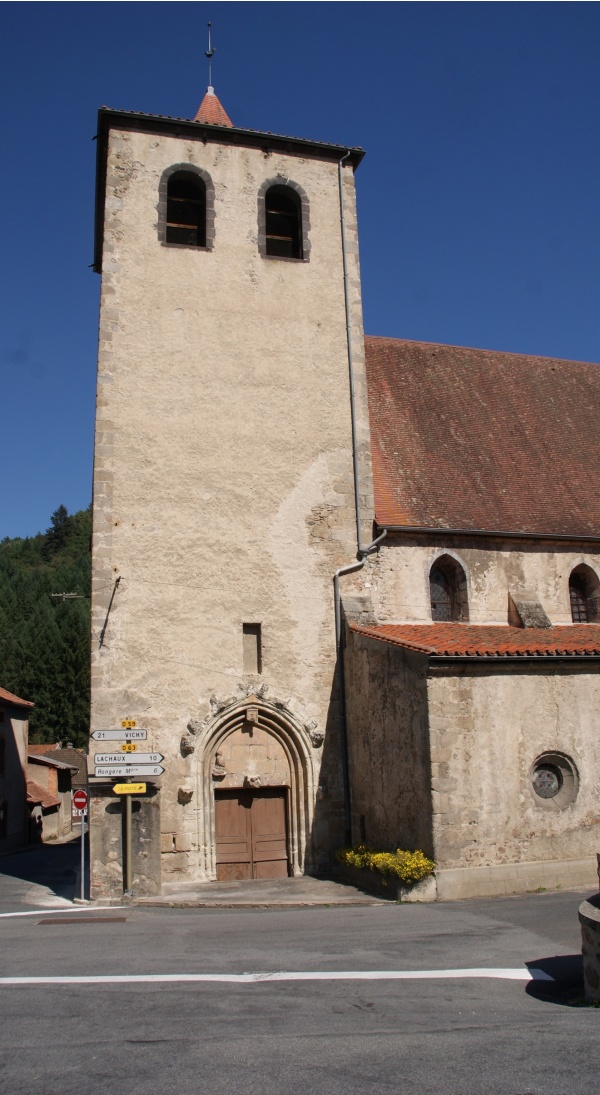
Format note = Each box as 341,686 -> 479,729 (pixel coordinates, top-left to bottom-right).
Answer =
579,892 -> 600,1002
337,863 -> 437,903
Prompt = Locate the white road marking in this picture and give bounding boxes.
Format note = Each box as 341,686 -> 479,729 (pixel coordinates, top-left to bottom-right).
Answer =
0,906 -> 124,920
0,968 -> 553,986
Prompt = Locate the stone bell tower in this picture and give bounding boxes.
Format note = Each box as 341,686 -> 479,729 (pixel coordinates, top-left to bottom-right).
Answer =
89,81 -> 373,897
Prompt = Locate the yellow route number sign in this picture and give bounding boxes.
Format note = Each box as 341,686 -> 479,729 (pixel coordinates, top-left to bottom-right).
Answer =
113,783 -> 146,795
121,719 -> 137,729
121,743 -> 137,752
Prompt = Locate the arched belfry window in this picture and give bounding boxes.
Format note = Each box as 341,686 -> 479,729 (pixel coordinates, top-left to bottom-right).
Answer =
265,186 -> 301,258
166,172 -> 205,246
569,564 -> 600,623
158,164 -> 215,250
429,555 -> 469,622
258,178 -> 310,261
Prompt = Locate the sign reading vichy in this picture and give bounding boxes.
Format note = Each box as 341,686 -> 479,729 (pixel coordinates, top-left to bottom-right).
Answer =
91,729 -> 148,741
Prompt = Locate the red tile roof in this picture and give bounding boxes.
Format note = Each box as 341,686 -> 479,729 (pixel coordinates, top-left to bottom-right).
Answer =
0,687 -> 34,708
28,751 -> 77,771
194,89 -> 233,127
364,337 -> 600,537
350,622 -> 600,657
26,779 -> 60,810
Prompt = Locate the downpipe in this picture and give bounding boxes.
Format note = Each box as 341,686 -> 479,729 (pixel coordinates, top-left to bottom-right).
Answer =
338,150 -> 366,552
334,534 -> 386,845
334,150 -> 389,844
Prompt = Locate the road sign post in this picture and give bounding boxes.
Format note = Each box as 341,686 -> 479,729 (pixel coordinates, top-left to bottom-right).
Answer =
106,782 -> 148,893
72,790 -> 88,901
89,725 -> 163,896
124,794 -> 133,895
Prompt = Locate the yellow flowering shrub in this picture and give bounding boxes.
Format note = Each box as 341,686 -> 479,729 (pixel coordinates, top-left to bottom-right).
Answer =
336,844 -> 434,885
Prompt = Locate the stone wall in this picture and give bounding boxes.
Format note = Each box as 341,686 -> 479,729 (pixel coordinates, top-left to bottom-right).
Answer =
212,725 -> 291,790
365,533 -> 600,625
344,627 -> 600,898
90,784 -> 161,899
90,123 -> 373,894
343,627 -> 433,856
428,664 -> 600,871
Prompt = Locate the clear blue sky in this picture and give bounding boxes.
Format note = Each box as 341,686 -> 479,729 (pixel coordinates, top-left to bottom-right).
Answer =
1,2 -> 599,539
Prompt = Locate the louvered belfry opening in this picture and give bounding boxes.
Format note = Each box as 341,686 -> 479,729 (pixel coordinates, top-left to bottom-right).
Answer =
430,556 -> 469,622
166,172 -> 206,246
265,185 -> 302,258
569,564 -> 600,623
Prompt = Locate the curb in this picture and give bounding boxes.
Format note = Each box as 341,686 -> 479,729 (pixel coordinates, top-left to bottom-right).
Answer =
131,898 -> 386,909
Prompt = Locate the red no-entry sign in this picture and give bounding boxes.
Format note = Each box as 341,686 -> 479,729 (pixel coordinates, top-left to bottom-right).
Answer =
73,790 -> 88,811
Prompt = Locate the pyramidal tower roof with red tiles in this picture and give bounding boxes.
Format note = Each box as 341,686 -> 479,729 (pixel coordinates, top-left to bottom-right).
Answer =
194,86 -> 233,127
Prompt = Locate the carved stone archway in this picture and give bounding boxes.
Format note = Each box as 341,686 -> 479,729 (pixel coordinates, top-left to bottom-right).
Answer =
193,698 -> 317,880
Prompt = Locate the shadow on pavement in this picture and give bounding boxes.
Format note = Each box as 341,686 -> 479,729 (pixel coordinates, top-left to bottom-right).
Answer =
0,837 -> 82,904
526,954 -> 585,1006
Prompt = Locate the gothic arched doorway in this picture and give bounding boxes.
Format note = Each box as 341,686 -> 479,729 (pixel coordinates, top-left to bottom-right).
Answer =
196,699 -> 315,881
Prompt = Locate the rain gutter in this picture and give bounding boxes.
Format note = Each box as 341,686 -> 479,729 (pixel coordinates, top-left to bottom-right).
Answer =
334,150 -> 386,844
377,524 -> 600,544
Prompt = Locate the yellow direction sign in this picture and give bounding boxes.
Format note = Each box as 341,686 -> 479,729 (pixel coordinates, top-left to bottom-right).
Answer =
113,783 -> 146,795
121,719 -> 137,729
121,743 -> 137,752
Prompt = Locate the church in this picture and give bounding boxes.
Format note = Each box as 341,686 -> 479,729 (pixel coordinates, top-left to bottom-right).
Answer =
88,83 -> 600,901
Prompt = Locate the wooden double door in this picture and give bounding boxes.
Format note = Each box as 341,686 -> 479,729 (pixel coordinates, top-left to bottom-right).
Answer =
215,788 -> 289,881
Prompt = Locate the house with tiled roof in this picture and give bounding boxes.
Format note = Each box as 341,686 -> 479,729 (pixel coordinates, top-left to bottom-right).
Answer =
88,78 -> 600,901
28,743 -> 88,791
26,751 -> 78,841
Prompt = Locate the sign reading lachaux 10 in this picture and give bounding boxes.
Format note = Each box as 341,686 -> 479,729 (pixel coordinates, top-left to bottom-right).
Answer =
95,753 -> 164,766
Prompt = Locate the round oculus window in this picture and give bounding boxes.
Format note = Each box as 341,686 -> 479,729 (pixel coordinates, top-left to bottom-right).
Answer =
529,752 -> 578,809
532,763 -> 563,799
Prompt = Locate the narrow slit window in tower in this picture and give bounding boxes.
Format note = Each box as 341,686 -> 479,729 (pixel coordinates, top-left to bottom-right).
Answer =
243,623 -> 262,674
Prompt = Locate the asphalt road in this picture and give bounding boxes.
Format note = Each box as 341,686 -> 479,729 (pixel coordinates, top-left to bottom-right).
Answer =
0,839 -> 79,913
0,843 -> 596,1095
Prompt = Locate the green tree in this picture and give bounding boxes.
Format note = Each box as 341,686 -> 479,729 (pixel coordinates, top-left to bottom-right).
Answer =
0,505 -> 91,748
42,504 -> 74,560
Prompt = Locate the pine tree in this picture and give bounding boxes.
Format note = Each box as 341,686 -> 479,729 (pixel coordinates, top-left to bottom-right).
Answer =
42,504 -> 74,560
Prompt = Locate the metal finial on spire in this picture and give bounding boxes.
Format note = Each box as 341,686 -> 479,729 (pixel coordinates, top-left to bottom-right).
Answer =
205,22 -> 215,91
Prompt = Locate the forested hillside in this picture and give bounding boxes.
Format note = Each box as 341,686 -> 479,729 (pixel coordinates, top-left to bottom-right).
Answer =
0,505 -> 91,748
